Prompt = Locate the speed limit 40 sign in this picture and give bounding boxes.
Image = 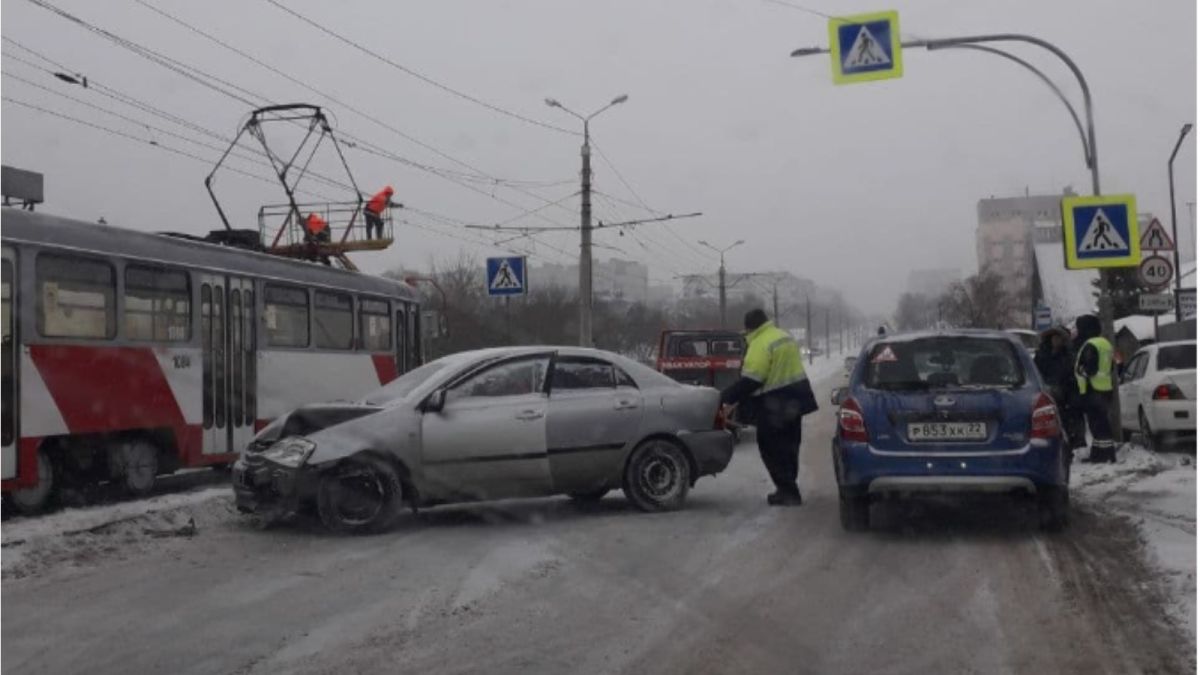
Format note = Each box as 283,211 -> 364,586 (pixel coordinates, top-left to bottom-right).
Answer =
1138,255 -> 1174,289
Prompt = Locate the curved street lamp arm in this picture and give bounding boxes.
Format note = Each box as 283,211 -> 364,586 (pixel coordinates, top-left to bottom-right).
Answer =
925,33 -> 1099,195
942,43 -> 1091,170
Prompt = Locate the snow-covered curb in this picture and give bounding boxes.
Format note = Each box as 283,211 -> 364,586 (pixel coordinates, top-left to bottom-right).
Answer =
1,486 -> 235,579
1074,445 -> 1196,636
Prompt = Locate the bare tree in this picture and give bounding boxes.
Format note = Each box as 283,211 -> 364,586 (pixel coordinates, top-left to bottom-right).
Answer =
938,272 -> 1019,328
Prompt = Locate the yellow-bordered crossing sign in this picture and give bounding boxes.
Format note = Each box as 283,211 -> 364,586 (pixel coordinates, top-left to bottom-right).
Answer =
828,11 -> 903,85
1061,194 -> 1140,269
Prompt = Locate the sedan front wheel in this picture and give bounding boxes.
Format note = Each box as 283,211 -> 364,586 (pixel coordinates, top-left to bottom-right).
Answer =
317,454 -> 405,534
623,439 -> 691,512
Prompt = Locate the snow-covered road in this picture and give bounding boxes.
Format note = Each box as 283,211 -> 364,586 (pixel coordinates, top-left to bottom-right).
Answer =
2,368 -> 1192,674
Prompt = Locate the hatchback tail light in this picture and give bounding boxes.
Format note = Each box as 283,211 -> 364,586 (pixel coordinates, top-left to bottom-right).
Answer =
1031,392 -> 1060,439
1153,383 -> 1186,400
838,397 -> 868,443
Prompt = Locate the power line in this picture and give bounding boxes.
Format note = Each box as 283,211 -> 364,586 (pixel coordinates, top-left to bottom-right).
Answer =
14,7 -> 584,233
130,0 -> 573,191
260,0 -> 576,136
588,138 -> 714,264
2,95 -> 339,200
24,0 -> 265,107
2,44 -> 362,200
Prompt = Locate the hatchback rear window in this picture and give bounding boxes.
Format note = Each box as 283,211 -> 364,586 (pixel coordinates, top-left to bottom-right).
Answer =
863,337 -> 1025,390
1157,345 -> 1196,371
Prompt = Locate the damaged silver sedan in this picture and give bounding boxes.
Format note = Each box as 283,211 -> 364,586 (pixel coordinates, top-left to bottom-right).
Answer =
233,347 -> 735,533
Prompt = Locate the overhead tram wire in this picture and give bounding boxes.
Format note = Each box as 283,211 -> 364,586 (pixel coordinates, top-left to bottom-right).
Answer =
586,137 -> 714,264
1,69 -> 304,183
2,95 -> 337,201
14,7 -> 586,232
259,0 -> 576,137
6,25 -> 563,220
2,49 -> 360,200
20,0 -> 610,257
590,190 -> 713,270
130,0 -> 575,191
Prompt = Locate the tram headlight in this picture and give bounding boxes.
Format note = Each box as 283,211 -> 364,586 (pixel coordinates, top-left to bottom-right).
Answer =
262,437 -> 316,468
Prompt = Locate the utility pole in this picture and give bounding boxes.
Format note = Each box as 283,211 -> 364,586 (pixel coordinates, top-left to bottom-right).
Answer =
698,239 -> 745,329
805,296 -> 813,366
545,94 -> 628,346
825,305 -> 831,362
580,124 -> 593,345
1169,123 -> 1193,323
838,308 -> 844,354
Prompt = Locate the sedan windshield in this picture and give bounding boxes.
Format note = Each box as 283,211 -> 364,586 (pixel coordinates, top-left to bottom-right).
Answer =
864,337 -> 1025,391
361,361 -> 447,404
1157,345 -> 1196,371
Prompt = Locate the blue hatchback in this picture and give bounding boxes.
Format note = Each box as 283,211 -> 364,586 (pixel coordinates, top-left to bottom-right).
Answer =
831,330 -> 1070,531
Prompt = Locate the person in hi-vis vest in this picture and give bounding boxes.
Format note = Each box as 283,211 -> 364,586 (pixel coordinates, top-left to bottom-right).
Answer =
1074,314 -> 1118,463
720,309 -> 819,506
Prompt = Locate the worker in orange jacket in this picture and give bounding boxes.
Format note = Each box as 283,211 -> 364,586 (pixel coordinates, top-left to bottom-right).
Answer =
304,212 -> 330,243
364,185 -> 394,240
304,212 -> 331,265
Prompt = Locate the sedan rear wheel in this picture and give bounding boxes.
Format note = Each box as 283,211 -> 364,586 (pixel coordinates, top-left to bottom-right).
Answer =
1139,408 -> 1162,453
317,454 -> 404,534
623,439 -> 691,512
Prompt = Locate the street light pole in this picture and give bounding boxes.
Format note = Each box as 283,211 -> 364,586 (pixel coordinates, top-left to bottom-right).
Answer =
545,94 -> 629,346
1169,123 -> 1193,323
698,239 -> 745,329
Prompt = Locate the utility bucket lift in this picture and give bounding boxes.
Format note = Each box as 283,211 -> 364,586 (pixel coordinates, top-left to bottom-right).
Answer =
205,104 -> 398,270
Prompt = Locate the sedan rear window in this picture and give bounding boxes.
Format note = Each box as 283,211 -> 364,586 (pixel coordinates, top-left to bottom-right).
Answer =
1157,345 -> 1196,371
864,337 -> 1025,391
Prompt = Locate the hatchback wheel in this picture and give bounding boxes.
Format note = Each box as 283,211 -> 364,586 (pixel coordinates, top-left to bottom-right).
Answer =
623,439 -> 691,512
838,490 -> 869,532
317,454 -> 404,534
1038,486 -> 1070,532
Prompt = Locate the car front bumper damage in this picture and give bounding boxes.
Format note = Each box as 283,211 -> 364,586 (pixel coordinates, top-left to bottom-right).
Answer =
232,455 -> 317,522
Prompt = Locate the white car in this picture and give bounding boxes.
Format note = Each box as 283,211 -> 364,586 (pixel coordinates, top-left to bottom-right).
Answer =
1118,340 -> 1196,451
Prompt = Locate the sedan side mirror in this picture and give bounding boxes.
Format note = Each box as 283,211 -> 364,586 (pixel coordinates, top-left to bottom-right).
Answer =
830,387 -> 849,406
422,388 -> 447,413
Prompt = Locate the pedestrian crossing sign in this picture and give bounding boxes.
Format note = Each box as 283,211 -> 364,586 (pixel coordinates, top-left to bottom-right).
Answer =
828,11 -> 903,85
1061,194 -> 1140,269
486,256 -> 527,296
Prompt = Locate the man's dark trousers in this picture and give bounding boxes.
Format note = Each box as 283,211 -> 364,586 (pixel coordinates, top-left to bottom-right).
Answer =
756,395 -> 803,495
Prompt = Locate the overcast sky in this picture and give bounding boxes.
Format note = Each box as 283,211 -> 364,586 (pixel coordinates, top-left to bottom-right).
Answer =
2,0 -> 1195,314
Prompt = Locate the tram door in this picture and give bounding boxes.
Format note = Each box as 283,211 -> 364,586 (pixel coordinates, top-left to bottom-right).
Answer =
200,275 -> 257,455
2,247 -> 17,480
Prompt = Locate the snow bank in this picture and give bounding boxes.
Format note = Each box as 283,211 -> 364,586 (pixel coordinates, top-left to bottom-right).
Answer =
1,486 -> 235,579
1074,445 -> 1196,635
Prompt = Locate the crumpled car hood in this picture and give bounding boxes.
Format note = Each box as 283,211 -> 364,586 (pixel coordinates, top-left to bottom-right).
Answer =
253,402 -> 383,447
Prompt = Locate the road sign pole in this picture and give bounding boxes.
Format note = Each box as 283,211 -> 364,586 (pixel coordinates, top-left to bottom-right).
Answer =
1169,124 -> 1193,323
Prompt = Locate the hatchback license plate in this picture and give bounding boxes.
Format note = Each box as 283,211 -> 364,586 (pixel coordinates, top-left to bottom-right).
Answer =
907,421 -> 987,442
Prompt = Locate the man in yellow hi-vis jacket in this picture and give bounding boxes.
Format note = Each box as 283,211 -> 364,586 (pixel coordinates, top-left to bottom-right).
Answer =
721,309 -> 819,506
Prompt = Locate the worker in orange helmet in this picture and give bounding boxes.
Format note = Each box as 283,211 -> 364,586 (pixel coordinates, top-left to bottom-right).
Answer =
304,212 -> 331,265
364,185 -> 394,240
304,212 -> 330,243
